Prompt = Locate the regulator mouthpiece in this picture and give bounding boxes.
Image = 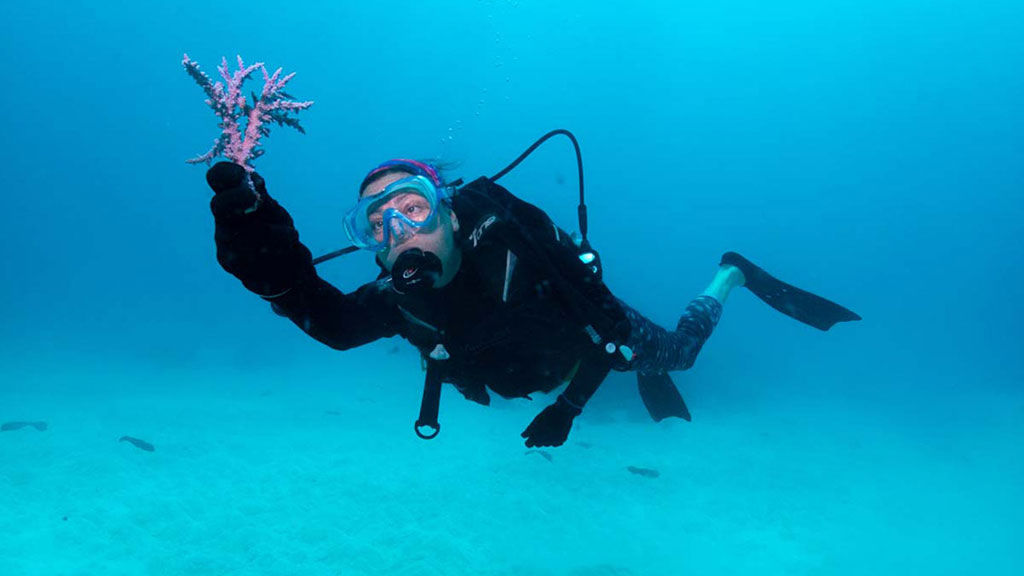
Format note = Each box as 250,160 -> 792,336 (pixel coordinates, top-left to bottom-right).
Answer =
392,249 -> 443,294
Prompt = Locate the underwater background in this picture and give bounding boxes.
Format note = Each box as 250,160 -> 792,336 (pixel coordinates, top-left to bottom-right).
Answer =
1,0 -> 1021,574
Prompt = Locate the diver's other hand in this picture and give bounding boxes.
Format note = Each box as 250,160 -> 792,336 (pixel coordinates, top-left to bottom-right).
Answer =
521,395 -> 581,448
207,161 -> 266,220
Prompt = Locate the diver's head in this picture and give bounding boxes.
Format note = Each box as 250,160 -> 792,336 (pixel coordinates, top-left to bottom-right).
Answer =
345,160 -> 461,290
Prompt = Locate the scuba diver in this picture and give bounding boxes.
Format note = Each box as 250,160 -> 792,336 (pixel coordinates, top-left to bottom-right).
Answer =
206,130 -> 860,448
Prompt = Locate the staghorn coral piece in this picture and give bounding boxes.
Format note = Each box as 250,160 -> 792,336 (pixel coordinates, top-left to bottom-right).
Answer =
183,54 -> 313,172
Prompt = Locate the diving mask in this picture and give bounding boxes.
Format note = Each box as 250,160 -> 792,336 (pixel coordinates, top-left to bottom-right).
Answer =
343,175 -> 452,252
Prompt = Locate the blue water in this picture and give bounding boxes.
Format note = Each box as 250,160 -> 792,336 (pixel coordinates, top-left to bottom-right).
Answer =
1,1 -> 1021,574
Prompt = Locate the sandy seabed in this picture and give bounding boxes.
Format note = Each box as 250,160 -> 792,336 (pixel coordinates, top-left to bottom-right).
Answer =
1,357 -> 1021,576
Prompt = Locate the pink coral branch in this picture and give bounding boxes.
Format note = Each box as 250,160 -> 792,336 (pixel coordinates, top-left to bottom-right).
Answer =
183,53 -> 313,172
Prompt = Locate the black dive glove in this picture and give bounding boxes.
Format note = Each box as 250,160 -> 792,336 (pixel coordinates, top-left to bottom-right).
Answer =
207,162 -> 312,298
521,394 -> 582,448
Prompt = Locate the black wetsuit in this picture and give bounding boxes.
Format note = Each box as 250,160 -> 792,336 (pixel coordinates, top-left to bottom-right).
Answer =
212,172 -> 721,413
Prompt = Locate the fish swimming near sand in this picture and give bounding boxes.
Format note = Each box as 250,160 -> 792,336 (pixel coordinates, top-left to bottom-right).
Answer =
526,449 -> 554,462
1,421 -> 48,432
626,466 -> 660,478
119,436 -> 155,452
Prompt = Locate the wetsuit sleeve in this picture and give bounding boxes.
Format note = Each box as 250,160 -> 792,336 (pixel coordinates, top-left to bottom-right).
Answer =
213,186 -> 403,351
561,347 -> 615,409
268,276 -> 404,351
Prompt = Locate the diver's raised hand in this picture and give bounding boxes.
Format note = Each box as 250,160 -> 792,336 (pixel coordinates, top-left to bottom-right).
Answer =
205,162 -> 312,298
521,394 -> 581,448
207,162 -> 267,220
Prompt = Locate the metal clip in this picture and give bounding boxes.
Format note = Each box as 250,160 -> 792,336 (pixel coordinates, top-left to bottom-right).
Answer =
429,344 -> 450,361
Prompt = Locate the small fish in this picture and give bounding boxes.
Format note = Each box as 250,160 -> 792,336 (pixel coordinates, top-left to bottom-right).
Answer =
119,436 -> 155,452
526,449 -> 553,462
1,421 -> 47,432
626,466 -> 660,478
324,410 -> 342,416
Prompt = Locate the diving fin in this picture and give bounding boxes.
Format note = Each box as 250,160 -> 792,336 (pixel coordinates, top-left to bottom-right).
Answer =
637,372 -> 691,422
720,251 -> 862,331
